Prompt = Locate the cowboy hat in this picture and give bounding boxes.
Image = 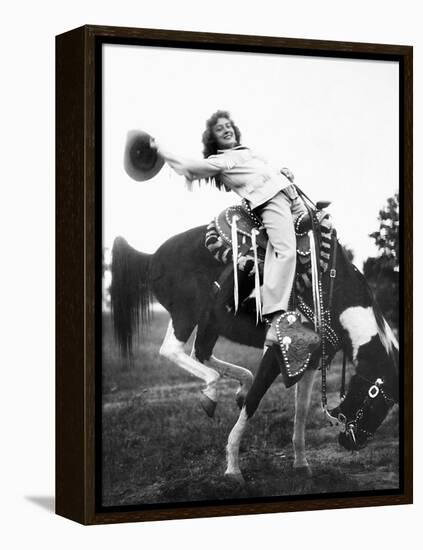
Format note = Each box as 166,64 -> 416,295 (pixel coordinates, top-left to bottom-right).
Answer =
123,130 -> 165,182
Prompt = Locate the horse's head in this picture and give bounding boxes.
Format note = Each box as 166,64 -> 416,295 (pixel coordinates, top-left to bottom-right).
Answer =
329,330 -> 398,451
329,373 -> 396,451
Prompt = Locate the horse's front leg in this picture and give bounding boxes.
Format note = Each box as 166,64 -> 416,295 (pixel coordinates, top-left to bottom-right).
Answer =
225,348 -> 280,483
191,322 -> 254,409
207,355 -> 254,408
292,367 -> 317,476
225,407 -> 249,483
160,320 -> 220,416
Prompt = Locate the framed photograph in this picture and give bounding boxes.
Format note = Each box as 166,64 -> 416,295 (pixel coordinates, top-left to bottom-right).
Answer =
56,25 -> 412,525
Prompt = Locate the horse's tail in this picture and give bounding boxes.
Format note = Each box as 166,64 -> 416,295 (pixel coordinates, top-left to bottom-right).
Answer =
110,236 -> 153,356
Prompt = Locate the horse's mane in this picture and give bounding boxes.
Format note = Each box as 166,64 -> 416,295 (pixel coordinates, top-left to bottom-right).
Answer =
347,258 -> 399,361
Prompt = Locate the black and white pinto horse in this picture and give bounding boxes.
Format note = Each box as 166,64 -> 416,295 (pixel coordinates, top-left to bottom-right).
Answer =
110,220 -> 399,481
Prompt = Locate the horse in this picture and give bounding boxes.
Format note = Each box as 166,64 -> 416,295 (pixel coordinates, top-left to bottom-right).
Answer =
110,211 -> 399,481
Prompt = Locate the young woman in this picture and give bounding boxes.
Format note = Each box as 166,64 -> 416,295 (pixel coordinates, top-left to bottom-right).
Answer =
152,110 -> 306,345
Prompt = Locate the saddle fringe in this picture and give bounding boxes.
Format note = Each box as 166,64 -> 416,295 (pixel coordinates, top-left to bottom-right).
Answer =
251,229 -> 262,323
231,217 -> 262,322
206,203 -> 334,321
231,215 -> 239,312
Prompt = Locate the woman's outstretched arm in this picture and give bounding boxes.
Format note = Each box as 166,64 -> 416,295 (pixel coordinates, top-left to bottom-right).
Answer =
153,140 -> 226,181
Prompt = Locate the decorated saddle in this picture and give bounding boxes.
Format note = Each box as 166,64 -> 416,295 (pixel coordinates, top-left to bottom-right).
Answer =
205,199 -> 336,386
205,199 -> 334,294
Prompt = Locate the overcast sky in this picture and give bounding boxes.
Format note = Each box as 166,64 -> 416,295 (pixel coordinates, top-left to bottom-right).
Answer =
103,44 -> 399,269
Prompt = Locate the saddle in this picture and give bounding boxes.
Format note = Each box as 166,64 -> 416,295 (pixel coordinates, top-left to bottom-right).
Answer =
205,198 -> 334,388
206,199 -> 332,277
214,200 -> 319,261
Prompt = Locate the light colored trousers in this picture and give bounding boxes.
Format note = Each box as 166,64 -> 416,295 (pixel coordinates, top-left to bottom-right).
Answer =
254,185 -> 307,315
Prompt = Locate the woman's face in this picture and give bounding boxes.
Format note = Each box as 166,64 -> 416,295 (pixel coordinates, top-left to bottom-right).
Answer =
212,117 -> 237,149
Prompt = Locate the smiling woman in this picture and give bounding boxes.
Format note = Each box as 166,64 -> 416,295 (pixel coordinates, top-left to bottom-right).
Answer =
152,109 -> 307,344
205,111 -> 240,151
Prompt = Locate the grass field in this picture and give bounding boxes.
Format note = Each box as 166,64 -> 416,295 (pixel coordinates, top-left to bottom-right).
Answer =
102,310 -> 399,507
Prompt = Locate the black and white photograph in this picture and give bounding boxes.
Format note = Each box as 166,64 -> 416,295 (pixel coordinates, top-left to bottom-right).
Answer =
101,41 -> 402,509
3,0 -> 422,543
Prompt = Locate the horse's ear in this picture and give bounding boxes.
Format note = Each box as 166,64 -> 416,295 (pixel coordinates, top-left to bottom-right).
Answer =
316,200 -> 331,210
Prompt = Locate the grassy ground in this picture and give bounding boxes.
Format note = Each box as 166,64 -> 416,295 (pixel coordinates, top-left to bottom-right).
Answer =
102,311 -> 399,507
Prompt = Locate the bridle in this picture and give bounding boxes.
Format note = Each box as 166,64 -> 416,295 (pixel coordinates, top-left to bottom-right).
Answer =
294,186 -> 338,413
329,375 -> 396,446
293,188 -> 398,448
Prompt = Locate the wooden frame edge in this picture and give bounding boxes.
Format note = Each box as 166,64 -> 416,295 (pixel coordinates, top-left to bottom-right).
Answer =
56,25 -> 413,525
56,25 -> 87,524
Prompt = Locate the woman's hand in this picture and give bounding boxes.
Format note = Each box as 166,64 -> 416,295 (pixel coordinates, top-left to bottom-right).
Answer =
150,136 -> 165,158
280,167 -> 295,182
149,136 -> 158,151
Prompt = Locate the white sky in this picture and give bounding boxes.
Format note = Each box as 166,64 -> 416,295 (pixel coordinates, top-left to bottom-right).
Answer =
103,44 -> 399,269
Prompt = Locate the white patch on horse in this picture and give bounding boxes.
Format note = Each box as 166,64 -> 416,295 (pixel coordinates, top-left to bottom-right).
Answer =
339,306 -> 378,361
225,406 -> 248,476
293,369 -> 317,471
189,329 -> 253,390
159,320 -> 220,401
208,355 -> 253,387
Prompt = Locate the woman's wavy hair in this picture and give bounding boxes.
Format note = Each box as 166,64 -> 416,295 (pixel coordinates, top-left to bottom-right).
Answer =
201,110 -> 242,191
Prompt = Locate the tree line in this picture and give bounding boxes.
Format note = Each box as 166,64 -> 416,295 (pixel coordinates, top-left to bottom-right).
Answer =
362,193 -> 399,328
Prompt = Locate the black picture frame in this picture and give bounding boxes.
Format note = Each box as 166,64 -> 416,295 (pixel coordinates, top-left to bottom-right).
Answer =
56,25 -> 413,525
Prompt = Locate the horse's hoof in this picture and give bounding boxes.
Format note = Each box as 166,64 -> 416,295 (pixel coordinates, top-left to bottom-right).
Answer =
224,471 -> 246,485
294,465 -> 313,478
200,392 -> 217,417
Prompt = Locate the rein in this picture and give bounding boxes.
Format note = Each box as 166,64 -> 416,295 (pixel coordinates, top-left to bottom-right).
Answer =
296,185 -> 338,413
340,349 -> 347,401
321,228 -> 339,411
